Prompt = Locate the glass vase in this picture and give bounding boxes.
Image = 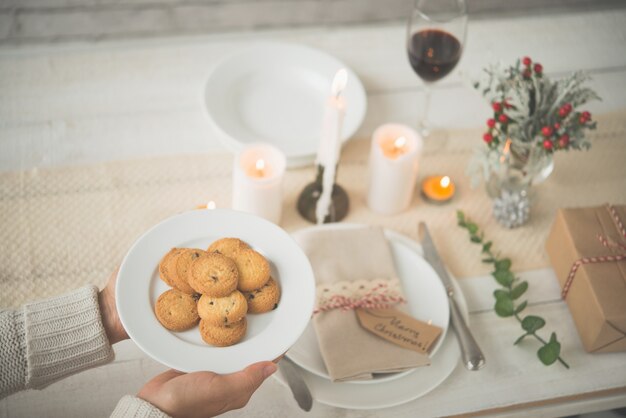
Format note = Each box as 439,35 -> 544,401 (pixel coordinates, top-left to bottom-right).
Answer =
485,141 -> 553,228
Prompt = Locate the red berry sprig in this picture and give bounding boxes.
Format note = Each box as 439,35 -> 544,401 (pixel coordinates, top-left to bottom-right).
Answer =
543,139 -> 553,150
579,110 -> 592,124
483,99 -> 514,147
522,56 -> 543,79
558,102 -> 572,118
478,56 -> 598,156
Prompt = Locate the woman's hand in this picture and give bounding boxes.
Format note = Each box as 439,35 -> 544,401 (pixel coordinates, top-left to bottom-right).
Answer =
137,362 -> 277,418
98,269 -> 129,344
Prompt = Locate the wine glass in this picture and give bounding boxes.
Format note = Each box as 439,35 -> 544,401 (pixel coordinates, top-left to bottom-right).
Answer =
407,0 -> 467,137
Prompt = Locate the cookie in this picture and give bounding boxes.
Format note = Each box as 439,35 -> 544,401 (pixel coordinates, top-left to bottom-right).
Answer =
188,252 -> 239,297
243,277 -> 281,313
233,248 -> 271,292
197,290 -> 248,326
155,289 -> 200,332
207,237 -> 250,259
199,317 -> 247,347
172,248 -> 206,294
158,248 -> 184,287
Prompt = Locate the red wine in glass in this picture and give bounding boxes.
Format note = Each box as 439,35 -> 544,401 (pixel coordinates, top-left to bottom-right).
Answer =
406,0 -> 467,137
408,29 -> 462,82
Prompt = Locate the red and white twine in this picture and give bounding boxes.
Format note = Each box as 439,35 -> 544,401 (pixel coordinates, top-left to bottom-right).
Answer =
313,282 -> 406,315
561,204 -> 626,299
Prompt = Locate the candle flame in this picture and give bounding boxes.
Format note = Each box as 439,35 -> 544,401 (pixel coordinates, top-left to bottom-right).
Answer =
440,176 -> 451,188
394,136 -> 407,150
207,201 -> 216,210
500,138 -> 512,164
255,159 -> 265,172
331,68 -> 348,97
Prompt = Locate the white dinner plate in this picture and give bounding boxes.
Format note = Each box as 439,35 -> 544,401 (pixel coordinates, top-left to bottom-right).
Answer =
287,225 -> 450,385
116,209 -> 315,374
204,41 -> 367,168
276,230 -> 467,409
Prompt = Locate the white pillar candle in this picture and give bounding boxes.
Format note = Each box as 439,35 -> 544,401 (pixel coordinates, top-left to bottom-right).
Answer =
232,143 -> 286,224
367,124 -> 423,214
315,69 -> 347,224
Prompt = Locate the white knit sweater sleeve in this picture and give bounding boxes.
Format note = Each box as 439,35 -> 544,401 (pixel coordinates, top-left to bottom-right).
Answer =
111,396 -> 171,418
0,285 -> 114,397
0,285 -> 174,418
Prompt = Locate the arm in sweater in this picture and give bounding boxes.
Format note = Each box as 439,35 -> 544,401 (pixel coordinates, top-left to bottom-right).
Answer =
0,285 -> 169,418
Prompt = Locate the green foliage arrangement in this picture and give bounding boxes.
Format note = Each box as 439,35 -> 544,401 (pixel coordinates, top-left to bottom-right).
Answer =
468,56 -> 600,188
457,210 -> 569,368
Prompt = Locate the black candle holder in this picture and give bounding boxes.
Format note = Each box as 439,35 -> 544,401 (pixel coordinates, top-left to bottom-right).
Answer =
297,164 -> 349,224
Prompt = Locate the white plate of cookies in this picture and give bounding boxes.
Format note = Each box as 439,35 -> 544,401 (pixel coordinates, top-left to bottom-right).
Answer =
116,209 -> 316,374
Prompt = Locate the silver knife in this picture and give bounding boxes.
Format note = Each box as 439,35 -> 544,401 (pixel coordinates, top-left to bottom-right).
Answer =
418,222 -> 486,371
279,356 -> 313,411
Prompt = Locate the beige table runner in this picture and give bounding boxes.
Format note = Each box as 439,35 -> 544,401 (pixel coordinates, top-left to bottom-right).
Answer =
1,112 -> 625,308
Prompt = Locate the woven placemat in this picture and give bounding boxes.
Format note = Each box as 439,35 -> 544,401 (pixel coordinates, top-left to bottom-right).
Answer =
1,112 -> 626,308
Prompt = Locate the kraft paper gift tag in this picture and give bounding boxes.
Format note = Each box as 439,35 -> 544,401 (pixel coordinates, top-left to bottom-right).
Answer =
294,226 -> 430,382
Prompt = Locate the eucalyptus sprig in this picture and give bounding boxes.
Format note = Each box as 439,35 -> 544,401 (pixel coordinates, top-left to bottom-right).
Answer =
457,210 -> 569,369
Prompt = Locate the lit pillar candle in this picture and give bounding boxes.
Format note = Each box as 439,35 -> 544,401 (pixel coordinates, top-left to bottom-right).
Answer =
232,143 -> 286,224
367,123 -> 423,214
315,68 -> 347,224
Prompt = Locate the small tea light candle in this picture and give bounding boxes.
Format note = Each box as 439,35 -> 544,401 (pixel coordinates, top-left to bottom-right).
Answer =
367,124 -> 423,214
196,200 -> 217,210
421,175 -> 456,203
232,143 -> 286,224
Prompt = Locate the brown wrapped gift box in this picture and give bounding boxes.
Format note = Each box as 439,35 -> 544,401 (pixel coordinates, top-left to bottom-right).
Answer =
546,204 -> 626,353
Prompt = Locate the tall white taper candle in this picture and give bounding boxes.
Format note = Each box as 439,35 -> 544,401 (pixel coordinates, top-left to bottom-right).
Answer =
315,69 -> 348,224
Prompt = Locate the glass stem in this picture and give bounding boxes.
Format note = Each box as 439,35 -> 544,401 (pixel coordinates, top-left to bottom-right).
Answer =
418,84 -> 431,137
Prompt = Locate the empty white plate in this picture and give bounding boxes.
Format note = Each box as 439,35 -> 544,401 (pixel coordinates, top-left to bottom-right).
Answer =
204,42 -> 367,167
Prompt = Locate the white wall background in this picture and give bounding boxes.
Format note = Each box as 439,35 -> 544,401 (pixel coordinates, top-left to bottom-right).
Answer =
0,0 -> 625,45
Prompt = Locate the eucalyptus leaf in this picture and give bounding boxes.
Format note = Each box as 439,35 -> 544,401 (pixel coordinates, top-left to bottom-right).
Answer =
493,269 -> 515,287
511,281 -> 529,299
458,211 -> 568,368
514,333 -> 528,345
521,315 -> 546,333
495,258 -> 512,271
515,300 -> 528,314
457,211 -> 466,227
495,297 -> 515,317
538,333 -> 561,365
549,332 -> 558,344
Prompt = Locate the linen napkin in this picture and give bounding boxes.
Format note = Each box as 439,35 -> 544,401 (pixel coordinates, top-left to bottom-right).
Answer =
294,226 -> 430,382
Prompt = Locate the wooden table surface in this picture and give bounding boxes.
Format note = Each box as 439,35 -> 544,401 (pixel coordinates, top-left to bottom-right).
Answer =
1,6 -> 626,418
